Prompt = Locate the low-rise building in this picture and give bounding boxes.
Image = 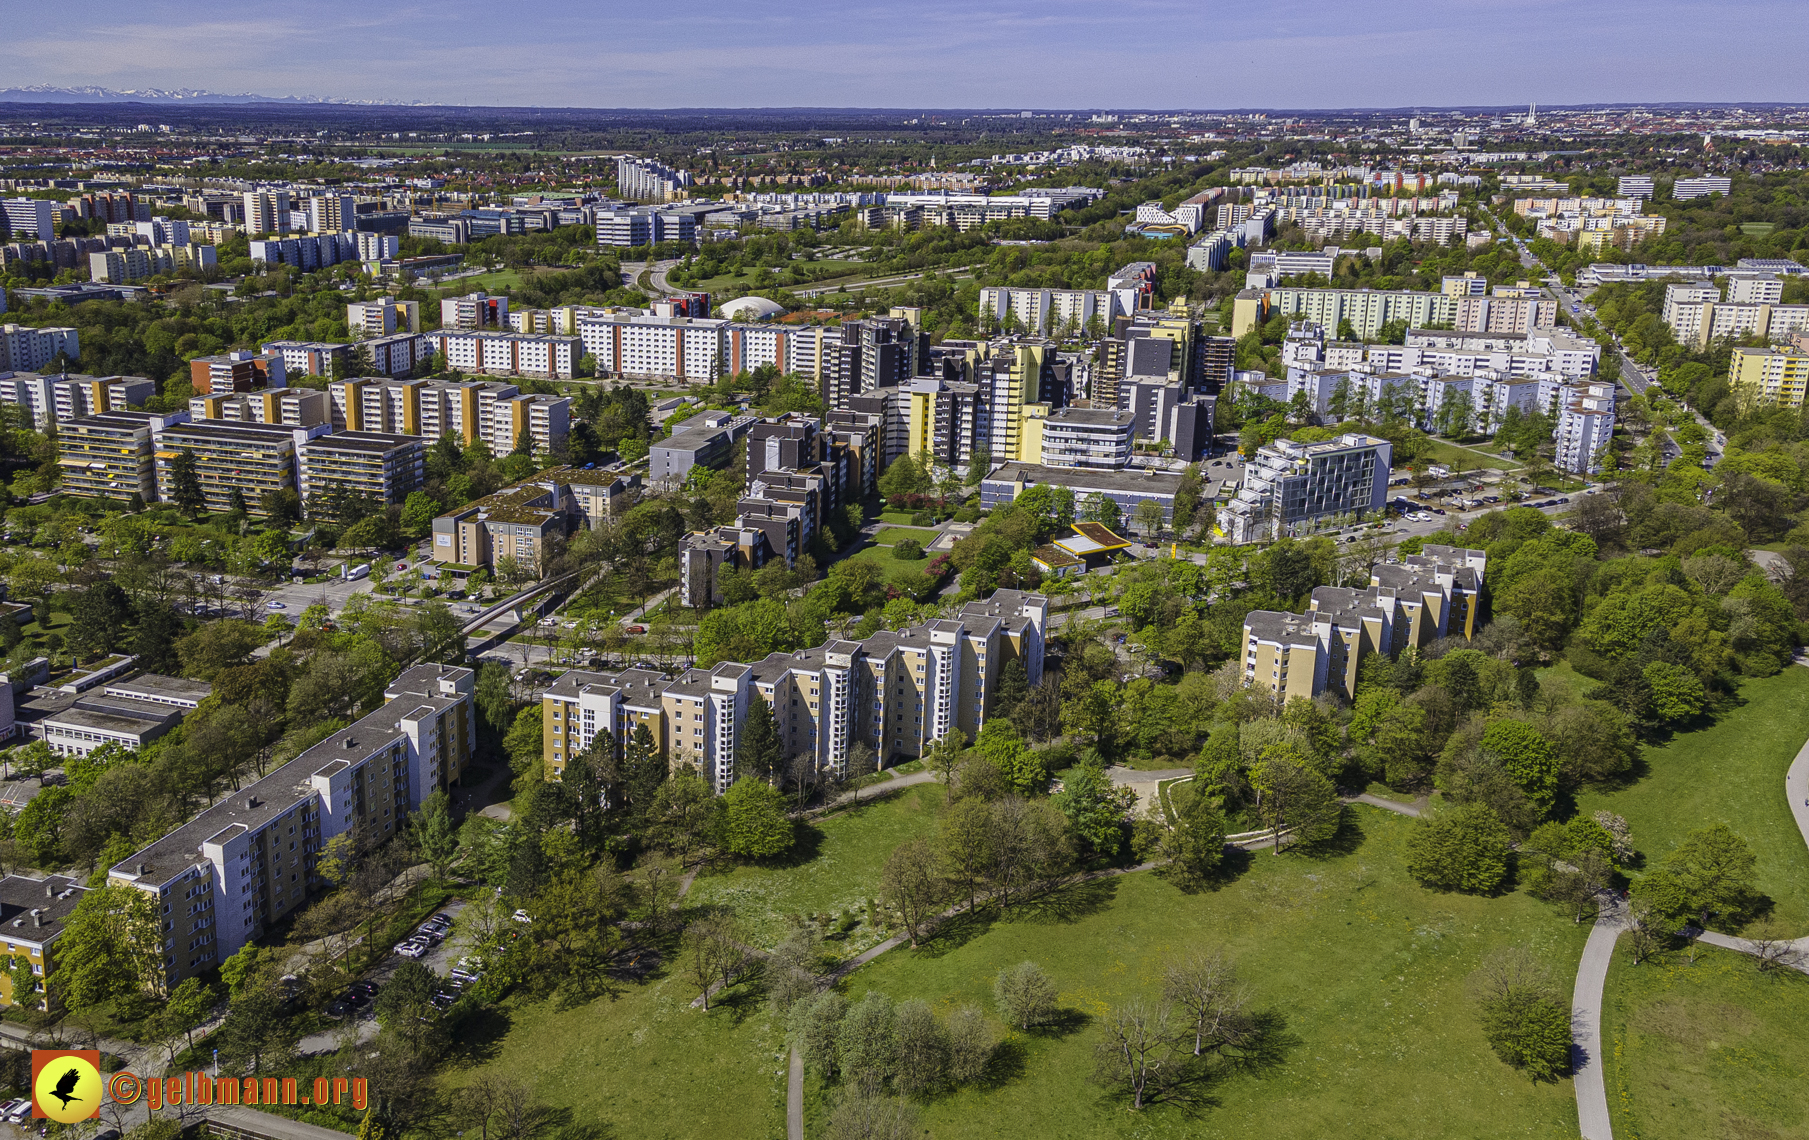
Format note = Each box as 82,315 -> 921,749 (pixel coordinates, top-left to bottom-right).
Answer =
0,874 -> 87,1010
980,461 -> 1185,524
650,409 -> 758,487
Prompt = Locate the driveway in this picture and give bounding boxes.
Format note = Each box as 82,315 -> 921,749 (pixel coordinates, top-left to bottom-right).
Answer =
295,899 -> 468,1055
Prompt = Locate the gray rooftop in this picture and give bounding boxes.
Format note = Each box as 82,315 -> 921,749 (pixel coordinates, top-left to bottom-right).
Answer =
985,462 -> 1184,496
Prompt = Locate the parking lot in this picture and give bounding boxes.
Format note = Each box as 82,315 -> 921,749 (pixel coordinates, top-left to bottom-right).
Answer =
296,898 -> 469,1055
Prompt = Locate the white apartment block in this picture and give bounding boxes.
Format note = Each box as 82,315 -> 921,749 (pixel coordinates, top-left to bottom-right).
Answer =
616,156 -> 693,203
977,287 -> 1119,336
577,313 -> 728,382
431,331 -> 579,380
346,298 -> 421,338
0,325 -> 80,372
1555,381 -> 1616,474
0,371 -> 151,428
1672,177 -> 1732,201
2,198 -> 59,241
1617,175 -> 1655,200
1727,273 -> 1784,305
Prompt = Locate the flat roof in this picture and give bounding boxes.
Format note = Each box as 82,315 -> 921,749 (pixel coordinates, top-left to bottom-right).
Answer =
985,462 -> 1184,496
104,673 -> 213,705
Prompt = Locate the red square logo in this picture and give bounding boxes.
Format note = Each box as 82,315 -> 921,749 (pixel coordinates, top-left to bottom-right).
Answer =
32,1049 -> 102,1122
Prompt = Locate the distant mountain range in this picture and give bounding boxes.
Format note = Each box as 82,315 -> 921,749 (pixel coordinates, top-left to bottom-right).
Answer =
0,85 -> 426,105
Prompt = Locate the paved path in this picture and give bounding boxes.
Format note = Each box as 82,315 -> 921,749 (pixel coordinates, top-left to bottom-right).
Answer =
810,769 -> 937,817
1571,900 -> 1626,1140
1343,792 -> 1424,818
786,1047 -> 805,1140
1105,766 -> 1191,816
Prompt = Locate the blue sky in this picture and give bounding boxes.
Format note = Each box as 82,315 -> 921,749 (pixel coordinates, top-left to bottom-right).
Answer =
12,0 -> 1809,108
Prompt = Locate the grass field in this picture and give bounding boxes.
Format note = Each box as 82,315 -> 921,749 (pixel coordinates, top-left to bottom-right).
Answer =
879,510 -> 926,525
873,527 -> 942,547
1577,667 -> 1809,929
687,260 -> 868,296
1425,439 -> 1521,471
687,783 -> 946,957
849,543 -> 935,576
442,268 -> 528,294
1600,946 -> 1809,1140
833,807 -> 1589,1140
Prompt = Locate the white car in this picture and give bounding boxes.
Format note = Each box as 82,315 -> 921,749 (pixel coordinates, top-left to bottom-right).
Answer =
266,600 -> 287,610
512,909 -> 533,924
394,939 -> 429,959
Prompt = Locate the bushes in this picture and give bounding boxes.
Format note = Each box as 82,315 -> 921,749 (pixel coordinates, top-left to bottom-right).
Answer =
892,538 -> 923,561
1472,948 -> 1571,1083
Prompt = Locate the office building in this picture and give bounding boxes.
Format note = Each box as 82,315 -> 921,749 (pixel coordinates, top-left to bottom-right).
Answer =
430,480 -> 568,576
1672,176 -> 1733,201
617,157 -> 693,203
408,216 -> 471,245
30,675 -> 210,758
298,432 -> 426,509
190,351 -> 285,395
0,874 -> 87,1010
109,664 -> 473,988
1216,433 -> 1391,545
440,293 -> 509,330
1729,345 -> 1809,410
1039,407 -> 1135,470
0,325 -> 79,372
154,420 -> 317,515
1242,546 -> 1486,702
56,410 -> 186,502
595,208 -> 697,247
541,590 -> 1047,788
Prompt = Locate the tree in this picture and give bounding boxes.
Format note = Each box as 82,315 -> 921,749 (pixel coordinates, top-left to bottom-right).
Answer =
719,777 -> 794,859
892,538 -> 923,561
923,730 -> 966,801
1052,761 -> 1136,858
938,797 -> 993,913
837,990 -> 899,1096
169,448 -> 205,516
409,790 -> 458,879
825,1093 -> 918,1140
649,769 -> 716,862
1473,947 -> 1570,1083
680,915 -> 732,1011
1665,822 -> 1758,927
881,837 -> 947,948
400,491 -> 443,538
993,960 -> 1057,1031
893,999 -> 948,1097
48,885 -> 163,1008
736,696 -> 782,783
1135,499 -> 1165,539
791,990 -> 847,1079
1405,802 -> 1512,894
1093,998 -> 1178,1110
1478,720 -> 1560,816
1249,750 -> 1342,852
1642,661 -> 1705,724
1161,787 -> 1227,887
945,1004 -> 995,1084
161,976 -> 217,1055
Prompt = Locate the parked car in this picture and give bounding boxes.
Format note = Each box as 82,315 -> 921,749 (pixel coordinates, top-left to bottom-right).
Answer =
6,1100 -> 34,1124
395,939 -> 428,959
512,909 -> 533,924
266,600 -> 286,610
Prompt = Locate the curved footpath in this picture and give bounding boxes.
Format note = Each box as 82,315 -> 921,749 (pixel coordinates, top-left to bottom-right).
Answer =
1571,726 -> 1809,1140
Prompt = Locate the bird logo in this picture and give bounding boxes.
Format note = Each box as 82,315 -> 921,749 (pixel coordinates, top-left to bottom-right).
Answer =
31,1049 -> 102,1123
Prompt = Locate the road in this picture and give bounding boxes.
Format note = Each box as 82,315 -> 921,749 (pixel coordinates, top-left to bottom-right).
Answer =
792,266 -> 979,299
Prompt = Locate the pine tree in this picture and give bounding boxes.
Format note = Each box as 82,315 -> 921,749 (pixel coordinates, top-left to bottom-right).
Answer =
228,486 -> 249,516
736,696 -> 782,783
169,448 -> 205,517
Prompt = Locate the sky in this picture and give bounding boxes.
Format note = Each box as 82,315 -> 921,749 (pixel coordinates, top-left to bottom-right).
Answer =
10,0 -> 1809,109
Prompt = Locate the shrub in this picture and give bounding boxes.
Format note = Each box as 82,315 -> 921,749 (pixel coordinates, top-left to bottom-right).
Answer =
892,538 -> 923,560
1405,802 -> 1511,894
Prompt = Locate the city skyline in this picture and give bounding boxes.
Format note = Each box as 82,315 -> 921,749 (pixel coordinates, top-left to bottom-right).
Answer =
9,0 -> 1809,109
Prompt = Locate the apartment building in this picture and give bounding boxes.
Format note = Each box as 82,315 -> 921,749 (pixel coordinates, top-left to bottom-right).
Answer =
89,248 -> 152,284
431,330 -> 579,380
364,332 -> 432,377
1673,177 -> 1732,201
977,286 -> 1119,336
1554,380 -> 1616,474
154,421 -> 318,515
1039,407 -> 1134,470
905,376 -> 985,469
1452,294 -> 1557,334
57,410 -> 187,502
576,312 -> 727,382
108,664 -> 474,989
190,388 -> 330,429
242,190 -> 290,235
1216,433 -> 1392,545
440,293 -> 509,330
542,590 -> 1047,789
0,371 -> 151,428
1618,175 -> 1655,200
249,234 -> 356,270
650,409 -> 758,486
617,157 -> 693,203
484,392 -> 573,456
1235,287 -> 1458,339
431,480 -> 567,576
1664,279 -> 1809,347
1729,346 -> 1809,410
261,340 -> 348,378
298,431 -> 426,509
346,298 -> 421,338
1243,546 -> 1486,701
0,324 -> 80,372
0,875 -> 88,1010
330,377 -> 517,443
190,351 -> 286,395
1,198 -> 59,242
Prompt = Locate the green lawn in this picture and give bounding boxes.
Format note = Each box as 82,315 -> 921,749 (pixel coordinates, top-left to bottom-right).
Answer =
1425,439 -> 1521,471
1577,667 -> 1809,929
879,510 -> 925,525
1600,946 -> 1809,1140
444,268 -> 527,293
687,783 -> 947,957
687,260 -> 868,296
835,808 -> 1589,1140
872,527 -> 942,547
449,950 -> 789,1140
849,543 -> 934,576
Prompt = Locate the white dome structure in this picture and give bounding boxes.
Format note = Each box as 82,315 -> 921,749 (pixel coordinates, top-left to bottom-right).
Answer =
720,296 -> 786,321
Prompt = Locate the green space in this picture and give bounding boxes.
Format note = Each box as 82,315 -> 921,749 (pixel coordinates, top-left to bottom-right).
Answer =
1739,222 -> 1778,236
1600,946 -> 1809,1140
848,542 -> 937,576
449,952 -> 788,1140
1425,439 -> 1522,472
879,510 -> 925,525
1577,667 -> 1809,929
872,527 -> 942,547
688,783 -> 946,956
835,807 -> 1589,1139
444,268 -> 529,293
687,260 -> 869,296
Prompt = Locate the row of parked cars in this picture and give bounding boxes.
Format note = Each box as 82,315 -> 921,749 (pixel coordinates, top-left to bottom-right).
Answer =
394,911 -> 453,959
